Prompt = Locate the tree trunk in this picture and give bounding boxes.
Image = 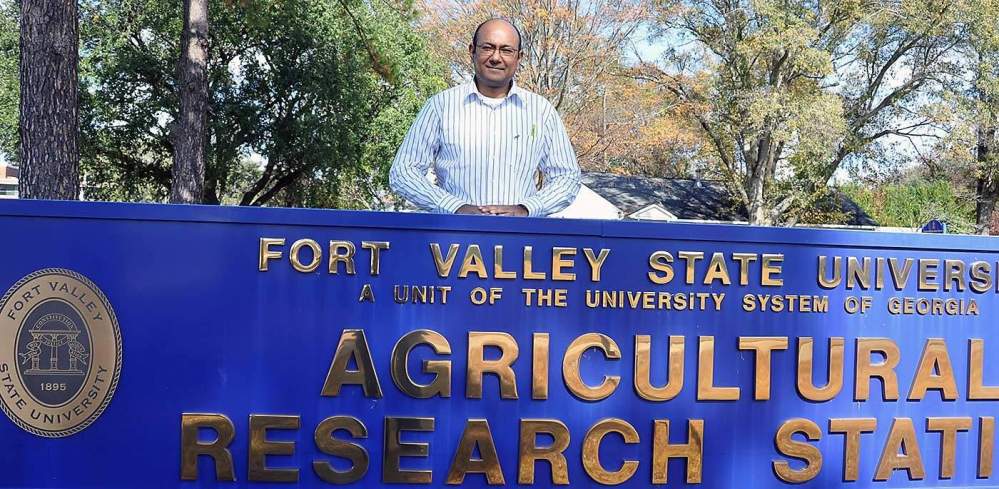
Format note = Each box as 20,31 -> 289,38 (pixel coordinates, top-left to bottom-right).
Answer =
747,177 -> 769,225
745,138 -> 776,226
975,123 -> 998,234
170,0 -> 208,204
18,0 -> 79,200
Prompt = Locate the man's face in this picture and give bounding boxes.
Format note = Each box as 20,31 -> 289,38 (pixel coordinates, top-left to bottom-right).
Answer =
469,20 -> 522,88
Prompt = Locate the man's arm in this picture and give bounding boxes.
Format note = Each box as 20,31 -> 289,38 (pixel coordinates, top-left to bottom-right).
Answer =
389,98 -> 466,213
518,108 -> 581,217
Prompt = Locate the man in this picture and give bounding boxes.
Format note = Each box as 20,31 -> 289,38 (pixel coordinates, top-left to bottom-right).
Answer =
389,18 -> 581,216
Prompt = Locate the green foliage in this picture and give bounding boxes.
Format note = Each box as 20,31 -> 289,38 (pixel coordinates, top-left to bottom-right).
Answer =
2,0 -> 990,215
841,180 -> 977,233
965,0 -> 999,165
76,0 -> 446,207
267,0 -> 448,208
0,0 -> 17,162
965,0 -> 999,94
649,0 -> 964,224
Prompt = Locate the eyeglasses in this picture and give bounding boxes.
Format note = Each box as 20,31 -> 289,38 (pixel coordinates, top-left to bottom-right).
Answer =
476,44 -> 520,59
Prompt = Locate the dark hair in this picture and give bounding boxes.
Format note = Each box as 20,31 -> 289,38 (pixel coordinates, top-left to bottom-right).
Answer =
471,18 -> 522,50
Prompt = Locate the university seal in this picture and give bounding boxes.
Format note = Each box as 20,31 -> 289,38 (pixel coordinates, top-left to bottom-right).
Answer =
0,269 -> 122,437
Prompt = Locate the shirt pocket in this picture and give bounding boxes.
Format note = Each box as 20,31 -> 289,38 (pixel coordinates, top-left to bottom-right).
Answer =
504,119 -> 540,170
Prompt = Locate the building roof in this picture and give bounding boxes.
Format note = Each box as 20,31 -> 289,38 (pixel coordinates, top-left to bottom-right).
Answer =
0,163 -> 16,179
1,164 -> 17,179
0,163 -> 17,195
581,172 -> 747,221
581,171 -> 877,226
813,190 -> 879,227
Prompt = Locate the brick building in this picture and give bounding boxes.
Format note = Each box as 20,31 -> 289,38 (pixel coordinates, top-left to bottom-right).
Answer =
0,163 -> 17,199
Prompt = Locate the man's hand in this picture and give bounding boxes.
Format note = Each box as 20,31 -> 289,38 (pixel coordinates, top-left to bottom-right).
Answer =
479,205 -> 529,216
455,204 -> 485,214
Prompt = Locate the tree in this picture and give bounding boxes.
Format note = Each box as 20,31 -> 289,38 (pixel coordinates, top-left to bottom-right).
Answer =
638,0 -> 963,225
171,0 -> 209,203
18,0 -> 80,199
964,0 -> 999,232
570,74 -> 713,176
77,0 -> 446,207
907,0 -> 999,233
0,1 -> 18,162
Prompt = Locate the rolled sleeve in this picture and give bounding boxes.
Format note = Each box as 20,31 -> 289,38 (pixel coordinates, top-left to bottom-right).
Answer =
436,194 -> 465,214
520,198 -> 543,217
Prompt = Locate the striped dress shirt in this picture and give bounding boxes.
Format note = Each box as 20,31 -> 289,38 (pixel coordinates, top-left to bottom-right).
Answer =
389,81 -> 581,216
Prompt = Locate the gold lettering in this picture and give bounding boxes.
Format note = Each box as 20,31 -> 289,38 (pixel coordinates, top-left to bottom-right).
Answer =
290,239 -> 322,273
980,417 -> 994,478
563,333 -> 621,401
361,241 -> 389,275
249,415 -> 300,482
773,418 -> 822,483
321,329 -> 382,398
648,251 -> 674,285
258,238 -> 285,272
518,419 -> 570,485
583,248 -> 610,282
732,253 -> 757,285
829,418 -> 876,481
970,261 -> 993,293
761,254 -> 784,286
846,256 -> 871,290
817,256 -> 841,289
582,418 -> 639,485
634,335 -> 684,401
180,413 -> 236,481
918,259 -> 941,292
358,283 -> 375,302
552,247 -> 576,281
532,333 -> 550,400
467,332 -> 519,399
907,339 -> 957,400
697,336 -> 739,400
797,337 -> 844,401
383,417 -> 435,483
943,259 -> 966,291
969,339 -> 999,400
874,418 -> 924,481
328,240 -> 356,275
854,338 -> 900,401
926,417 -> 971,479
523,246 -> 546,280
652,419 -> 703,483
446,419 -> 504,485
431,243 -> 460,278
493,245 -> 516,279
876,257 -> 887,289
703,252 -> 731,285
738,337 -> 788,400
888,258 -> 914,290
391,330 -> 451,398
313,416 -> 368,484
458,244 -> 488,279
677,251 -> 704,284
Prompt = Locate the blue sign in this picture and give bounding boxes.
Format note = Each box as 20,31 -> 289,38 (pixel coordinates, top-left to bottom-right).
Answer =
921,219 -> 947,234
2,200 -> 999,488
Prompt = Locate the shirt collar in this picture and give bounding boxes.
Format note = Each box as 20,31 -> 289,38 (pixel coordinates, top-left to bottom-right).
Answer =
508,83 -> 527,106
464,79 -> 527,107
